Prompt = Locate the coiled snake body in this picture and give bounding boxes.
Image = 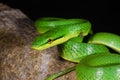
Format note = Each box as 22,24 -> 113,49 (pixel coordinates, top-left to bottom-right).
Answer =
32,17 -> 120,80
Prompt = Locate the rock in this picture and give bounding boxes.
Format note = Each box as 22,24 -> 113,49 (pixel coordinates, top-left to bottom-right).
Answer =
0,3 -> 76,80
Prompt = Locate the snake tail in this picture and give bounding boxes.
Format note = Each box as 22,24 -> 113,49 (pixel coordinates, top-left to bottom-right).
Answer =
45,66 -> 76,80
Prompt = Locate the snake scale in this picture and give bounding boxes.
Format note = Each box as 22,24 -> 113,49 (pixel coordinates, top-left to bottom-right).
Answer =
31,17 -> 120,80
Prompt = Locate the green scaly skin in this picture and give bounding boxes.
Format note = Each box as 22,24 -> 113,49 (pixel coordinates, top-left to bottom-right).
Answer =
31,17 -> 120,80
88,32 -> 120,53
76,53 -> 120,80
60,37 -> 110,63
35,17 -> 66,33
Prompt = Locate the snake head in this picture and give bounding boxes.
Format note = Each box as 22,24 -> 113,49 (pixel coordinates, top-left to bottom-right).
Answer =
31,29 -> 72,50
31,27 -> 81,50
31,19 -> 91,50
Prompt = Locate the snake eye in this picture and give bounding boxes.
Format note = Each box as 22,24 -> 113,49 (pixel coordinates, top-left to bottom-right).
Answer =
47,38 -> 53,44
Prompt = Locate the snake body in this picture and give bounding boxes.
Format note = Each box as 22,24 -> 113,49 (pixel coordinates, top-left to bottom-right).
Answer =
32,17 -> 120,80
60,37 -> 110,63
76,53 -> 120,80
88,32 -> 120,53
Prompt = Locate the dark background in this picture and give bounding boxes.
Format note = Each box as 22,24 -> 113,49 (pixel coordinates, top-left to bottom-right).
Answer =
1,0 -> 120,34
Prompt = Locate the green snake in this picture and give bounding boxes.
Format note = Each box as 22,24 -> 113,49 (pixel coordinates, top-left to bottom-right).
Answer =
31,17 -> 120,80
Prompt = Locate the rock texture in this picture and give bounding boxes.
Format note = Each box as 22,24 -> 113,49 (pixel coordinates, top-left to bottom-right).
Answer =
0,3 -> 76,80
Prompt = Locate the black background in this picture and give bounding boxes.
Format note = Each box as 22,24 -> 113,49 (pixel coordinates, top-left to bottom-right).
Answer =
1,0 -> 120,34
